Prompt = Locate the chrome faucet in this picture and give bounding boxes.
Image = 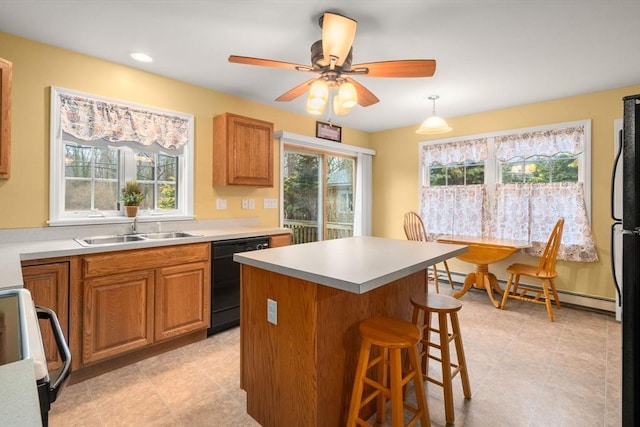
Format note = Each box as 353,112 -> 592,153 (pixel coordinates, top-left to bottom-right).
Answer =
131,217 -> 138,234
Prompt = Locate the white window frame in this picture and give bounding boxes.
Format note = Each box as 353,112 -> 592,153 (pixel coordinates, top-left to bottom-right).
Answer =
48,87 -> 194,226
419,119 -> 592,221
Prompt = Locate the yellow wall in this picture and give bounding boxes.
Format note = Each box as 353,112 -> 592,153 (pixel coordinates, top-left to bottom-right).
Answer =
2,31 -> 638,302
0,32 -> 370,228
370,85 -> 640,300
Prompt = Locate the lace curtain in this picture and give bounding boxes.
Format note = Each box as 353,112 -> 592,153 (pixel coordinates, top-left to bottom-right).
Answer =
59,93 -> 190,150
421,185 -> 488,240
495,125 -> 584,160
491,182 -> 598,262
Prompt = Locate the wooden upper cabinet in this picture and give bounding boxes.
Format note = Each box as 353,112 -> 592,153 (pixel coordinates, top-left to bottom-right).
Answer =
0,58 -> 12,179
213,113 -> 274,187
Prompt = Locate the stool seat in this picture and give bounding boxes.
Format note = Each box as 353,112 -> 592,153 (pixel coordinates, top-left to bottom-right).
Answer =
359,316 -> 420,348
347,317 -> 431,427
411,293 -> 462,313
409,294 -> 471,425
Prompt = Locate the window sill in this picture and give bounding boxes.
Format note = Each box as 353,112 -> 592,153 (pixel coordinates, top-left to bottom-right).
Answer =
47,214 -> 195,227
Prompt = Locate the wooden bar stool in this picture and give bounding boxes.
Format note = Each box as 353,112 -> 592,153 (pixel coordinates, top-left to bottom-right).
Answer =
409,294 -> 471,425
347,317 -> 431,427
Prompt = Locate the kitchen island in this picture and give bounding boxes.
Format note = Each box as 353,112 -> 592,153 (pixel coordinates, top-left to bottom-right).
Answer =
234,236 -> 467,427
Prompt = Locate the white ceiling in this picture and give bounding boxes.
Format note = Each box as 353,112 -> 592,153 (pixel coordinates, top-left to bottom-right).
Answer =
1,0 -> 639,133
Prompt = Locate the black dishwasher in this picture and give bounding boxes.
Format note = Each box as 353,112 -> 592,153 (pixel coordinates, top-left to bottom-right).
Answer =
208,236 -> 270,335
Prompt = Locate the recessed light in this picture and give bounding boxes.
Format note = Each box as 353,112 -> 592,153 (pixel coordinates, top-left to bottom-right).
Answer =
130,52 -> 153,63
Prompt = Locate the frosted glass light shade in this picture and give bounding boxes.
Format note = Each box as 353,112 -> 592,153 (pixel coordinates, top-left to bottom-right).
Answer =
416,115 -> 453,135
306,96 -> 326,115
337,82 -> 358,109
333,96 -> 352,115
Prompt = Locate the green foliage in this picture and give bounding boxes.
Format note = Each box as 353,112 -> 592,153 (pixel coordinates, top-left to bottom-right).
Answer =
121,180 -> 145,206
159,181 -> 176,209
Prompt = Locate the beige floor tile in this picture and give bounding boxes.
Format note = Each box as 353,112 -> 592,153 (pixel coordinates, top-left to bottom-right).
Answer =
48,286 -> 621,426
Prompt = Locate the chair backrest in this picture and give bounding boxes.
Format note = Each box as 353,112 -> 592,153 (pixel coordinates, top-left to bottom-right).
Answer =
536,218 -> 564,276
404,211 -> 428,242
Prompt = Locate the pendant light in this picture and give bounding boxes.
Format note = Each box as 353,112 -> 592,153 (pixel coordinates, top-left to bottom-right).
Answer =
416,95 -> 452,135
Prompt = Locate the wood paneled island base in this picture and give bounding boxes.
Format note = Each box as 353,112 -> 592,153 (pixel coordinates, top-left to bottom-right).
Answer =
240,265 -> 427,426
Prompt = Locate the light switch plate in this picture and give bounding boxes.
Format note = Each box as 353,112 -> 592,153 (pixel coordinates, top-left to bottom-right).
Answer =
216,199 -> 227,210
263,198 -> 278,209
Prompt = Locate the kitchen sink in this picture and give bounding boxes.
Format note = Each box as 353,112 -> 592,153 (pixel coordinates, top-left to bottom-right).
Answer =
74,231 -> 201,246
75,234 -> 146,246
138,231 -> 199,239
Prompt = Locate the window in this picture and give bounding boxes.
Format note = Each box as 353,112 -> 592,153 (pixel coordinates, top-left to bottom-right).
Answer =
277,131 -> 374,245
49,87 -> 194,225
419,120 -> 597,262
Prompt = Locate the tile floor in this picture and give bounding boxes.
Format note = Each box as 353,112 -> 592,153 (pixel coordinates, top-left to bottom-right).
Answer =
49,285 -> 621,426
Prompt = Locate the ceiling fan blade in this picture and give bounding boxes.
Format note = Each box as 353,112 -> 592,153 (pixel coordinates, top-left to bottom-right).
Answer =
344,77 -> 379,107
228,55 -> 312,71
350,60 -> 437,78
275,78 -> 318,102
322,12 -> 357,67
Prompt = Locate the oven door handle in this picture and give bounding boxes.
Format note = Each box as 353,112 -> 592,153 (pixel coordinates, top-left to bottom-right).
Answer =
36,306 -> 71,402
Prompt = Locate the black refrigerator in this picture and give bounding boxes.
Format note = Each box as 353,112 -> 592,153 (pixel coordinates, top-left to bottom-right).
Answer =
612,94 -> 640,427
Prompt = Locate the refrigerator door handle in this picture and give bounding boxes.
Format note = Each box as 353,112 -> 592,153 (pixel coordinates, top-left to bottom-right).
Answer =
611,222 -> 623,307
612,129 -> 623,222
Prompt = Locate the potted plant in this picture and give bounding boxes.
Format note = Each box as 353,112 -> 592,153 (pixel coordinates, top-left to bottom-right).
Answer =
121,180 -> 145,217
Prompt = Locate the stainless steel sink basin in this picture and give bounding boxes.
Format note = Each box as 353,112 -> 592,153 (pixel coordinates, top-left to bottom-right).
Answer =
75,234 -> 146,246
137,231 -> 199,239
75,231 -> 200,246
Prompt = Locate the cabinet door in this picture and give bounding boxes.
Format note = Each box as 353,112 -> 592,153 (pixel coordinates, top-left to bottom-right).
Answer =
155,262 -> 210,341
0,57 -> 11,179
213,113 -> 274,187
270,233 -> 291,248
82,270 -> 154,364
22,262 -> 69,371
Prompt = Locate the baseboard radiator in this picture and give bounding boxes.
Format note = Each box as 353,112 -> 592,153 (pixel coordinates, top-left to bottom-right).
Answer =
444,270 -> 617,317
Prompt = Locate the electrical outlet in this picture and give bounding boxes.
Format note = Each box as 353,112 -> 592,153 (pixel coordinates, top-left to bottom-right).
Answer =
248,198 -> 255,209
267,299 -> 277,325
263,198 -> 278,209
241,198 -> 249,209
216,199 -> 227,210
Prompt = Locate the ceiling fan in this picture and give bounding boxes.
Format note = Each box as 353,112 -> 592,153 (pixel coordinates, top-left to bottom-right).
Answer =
228,11 -> 436,115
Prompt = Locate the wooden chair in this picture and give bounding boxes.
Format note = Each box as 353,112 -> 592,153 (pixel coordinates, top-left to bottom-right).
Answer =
403,211 -> 454,293
500,218 -> 564,321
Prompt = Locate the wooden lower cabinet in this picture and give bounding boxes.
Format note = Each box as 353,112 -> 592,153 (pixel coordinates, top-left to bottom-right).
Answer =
79,243 -> 210,366
155,262 -> 210,341
21,261 -> 69,371
269,233 -> 291,248
82,270 -> 155,365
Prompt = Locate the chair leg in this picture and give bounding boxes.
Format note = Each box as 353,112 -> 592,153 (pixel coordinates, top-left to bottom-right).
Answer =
438,312 -> 455,424
407,345 -> 431,427
450,312 -> 472,399
432,265 -> 440,294
541,279 -> 554,322
389,349 -> 404,427
500,274 -> 514,309
443,260 -> 455,289
549,279 -> 562,309
347,341 -> 372,427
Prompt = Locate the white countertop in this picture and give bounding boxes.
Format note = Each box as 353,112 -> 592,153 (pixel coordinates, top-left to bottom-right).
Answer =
0,359 -> 43,426
233,236 -> 468,294
0,224 -> 289,290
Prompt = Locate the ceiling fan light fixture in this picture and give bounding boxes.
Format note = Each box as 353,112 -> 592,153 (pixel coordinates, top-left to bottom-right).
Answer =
333,96 -> 352,115
416,95 -> 453,135
306,79 -> 329,111
337,82 -> 358,109
321,12 -> 357,67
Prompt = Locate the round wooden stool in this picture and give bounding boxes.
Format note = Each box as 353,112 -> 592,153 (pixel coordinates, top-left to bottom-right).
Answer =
346,316 -> 431,427
409,294 -> 471,425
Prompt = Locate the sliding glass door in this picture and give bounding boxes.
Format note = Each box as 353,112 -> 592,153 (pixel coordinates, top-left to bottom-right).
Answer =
283,147 -> 355,244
